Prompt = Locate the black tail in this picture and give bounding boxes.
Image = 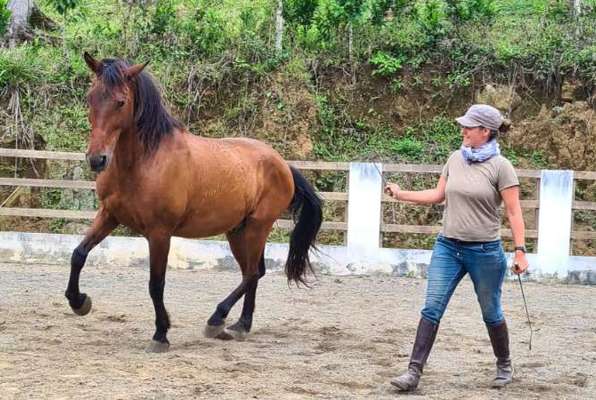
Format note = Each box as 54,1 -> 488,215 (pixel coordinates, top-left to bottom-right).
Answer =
285,166 -> 323,286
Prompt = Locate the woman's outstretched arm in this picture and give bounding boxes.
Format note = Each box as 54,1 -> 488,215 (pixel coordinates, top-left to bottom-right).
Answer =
385,175 -> 447,205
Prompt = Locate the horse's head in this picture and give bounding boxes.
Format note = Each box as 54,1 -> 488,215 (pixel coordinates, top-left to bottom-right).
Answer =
83,52 -> 148,172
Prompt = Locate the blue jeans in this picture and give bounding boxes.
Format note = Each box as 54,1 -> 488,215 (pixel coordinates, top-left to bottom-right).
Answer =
421,234 -> 507,327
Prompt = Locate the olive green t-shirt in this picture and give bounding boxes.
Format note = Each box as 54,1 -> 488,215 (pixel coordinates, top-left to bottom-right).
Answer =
440,151 -> 519,241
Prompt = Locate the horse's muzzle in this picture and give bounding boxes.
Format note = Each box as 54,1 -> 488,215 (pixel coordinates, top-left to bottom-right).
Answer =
88,154 -> 108,172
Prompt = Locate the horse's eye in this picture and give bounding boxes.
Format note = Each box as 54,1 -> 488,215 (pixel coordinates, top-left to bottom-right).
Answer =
116,100 -> 125,109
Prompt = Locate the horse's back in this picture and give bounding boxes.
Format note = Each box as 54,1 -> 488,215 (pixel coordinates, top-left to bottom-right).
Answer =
170,133 -> 295,238
185,135 -> 293,189
208,136 -> 287,165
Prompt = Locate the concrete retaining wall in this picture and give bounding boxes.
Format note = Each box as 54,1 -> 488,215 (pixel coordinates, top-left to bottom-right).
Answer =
1,232 -> 594,284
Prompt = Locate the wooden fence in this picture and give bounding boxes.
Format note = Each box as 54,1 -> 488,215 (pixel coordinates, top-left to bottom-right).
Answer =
1,148 -> 595,253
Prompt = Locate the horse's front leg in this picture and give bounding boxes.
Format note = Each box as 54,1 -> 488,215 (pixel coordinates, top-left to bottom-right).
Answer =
145,232 -> 172,353
65,207 -> 118,315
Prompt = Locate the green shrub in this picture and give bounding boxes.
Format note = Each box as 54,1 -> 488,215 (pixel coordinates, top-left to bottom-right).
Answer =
47,0 -> 82,16
0,47 -> 45,89
283,0 -> 319,26
414,0 -> 451,38
390,137 -> 425,159
452,0 -> 497,22
150,0 -> 177,35
370,51 -> 404,76
403,116 -> 461,163
0,0 -> 10,36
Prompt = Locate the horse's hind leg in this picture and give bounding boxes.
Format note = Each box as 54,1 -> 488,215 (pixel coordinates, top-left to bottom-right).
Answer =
205,219 -> 273,340
224,254 -> 266,341
204,221 -> 270,340
65,207 -> 118,315
203,276 -> 251,339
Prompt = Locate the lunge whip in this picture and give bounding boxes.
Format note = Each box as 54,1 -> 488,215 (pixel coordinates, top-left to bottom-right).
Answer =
516,271 -> 533,351
372,161 -> 388,188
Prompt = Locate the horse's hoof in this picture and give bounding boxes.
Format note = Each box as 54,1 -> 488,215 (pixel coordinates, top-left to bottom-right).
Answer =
213,330 -> 235,341
223,326 -> 247,341
204,320 -> 226,338
72,295 -> 92,316
145,340 -> 170,353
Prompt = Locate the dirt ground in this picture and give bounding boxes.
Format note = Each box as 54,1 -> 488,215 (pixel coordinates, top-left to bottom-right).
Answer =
0,262 -> 594,400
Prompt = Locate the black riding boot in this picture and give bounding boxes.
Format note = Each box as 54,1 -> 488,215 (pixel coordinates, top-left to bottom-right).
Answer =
390,317 -> 439,391
487,320 -> 513,388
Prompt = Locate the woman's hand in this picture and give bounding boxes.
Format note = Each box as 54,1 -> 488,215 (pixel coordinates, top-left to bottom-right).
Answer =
511,251 -> 529,275
502,186 -> 529,275
384,183 -> 401,199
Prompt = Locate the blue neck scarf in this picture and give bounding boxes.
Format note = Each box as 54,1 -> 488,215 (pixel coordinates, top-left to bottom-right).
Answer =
460,139 -> 500,164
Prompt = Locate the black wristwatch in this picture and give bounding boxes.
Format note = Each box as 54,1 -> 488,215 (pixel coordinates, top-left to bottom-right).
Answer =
514,246 -> 527,253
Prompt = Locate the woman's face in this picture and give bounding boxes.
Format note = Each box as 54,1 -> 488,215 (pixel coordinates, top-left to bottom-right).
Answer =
461,126 -> 490,148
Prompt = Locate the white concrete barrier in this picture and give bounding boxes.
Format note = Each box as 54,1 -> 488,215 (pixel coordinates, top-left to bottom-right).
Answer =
1,231 -> 594,284
0,231 -> 431,275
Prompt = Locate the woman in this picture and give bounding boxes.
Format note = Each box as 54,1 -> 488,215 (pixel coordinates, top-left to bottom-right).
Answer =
385,104 -> 529,391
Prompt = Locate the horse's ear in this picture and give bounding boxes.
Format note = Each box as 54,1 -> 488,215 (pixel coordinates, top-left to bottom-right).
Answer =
126,61 -> 150,80
83,52 -> 103,75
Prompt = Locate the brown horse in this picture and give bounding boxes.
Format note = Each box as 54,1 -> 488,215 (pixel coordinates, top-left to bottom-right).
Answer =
64,53 -> 323,352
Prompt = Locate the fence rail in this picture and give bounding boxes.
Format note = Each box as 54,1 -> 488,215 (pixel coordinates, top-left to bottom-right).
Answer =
1,148 -> 595,247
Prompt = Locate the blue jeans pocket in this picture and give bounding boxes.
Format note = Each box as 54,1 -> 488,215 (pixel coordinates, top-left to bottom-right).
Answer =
480,241 -> 502,253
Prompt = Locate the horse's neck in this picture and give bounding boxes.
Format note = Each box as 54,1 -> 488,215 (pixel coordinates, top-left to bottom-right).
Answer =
113,128 -> 143,171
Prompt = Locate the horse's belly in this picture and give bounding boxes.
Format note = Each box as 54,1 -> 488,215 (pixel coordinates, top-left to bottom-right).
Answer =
106,206 -> 148,234
173,211 -> 244,239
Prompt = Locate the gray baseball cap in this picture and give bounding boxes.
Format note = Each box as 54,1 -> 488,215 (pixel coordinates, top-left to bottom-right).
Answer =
456,104 -> 503,130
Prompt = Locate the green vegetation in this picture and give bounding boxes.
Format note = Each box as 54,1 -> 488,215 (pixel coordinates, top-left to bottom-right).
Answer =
314,97 -> 462,164
0,1 -> 10,36
1,1 -> 594,249
1,1 -> 593,159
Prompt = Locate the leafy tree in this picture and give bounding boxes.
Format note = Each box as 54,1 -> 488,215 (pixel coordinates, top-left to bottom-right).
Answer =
414,0 -> 450,38
283,0 -> 318,26
47,0 -> 81,16
337,0 -> 368,62
449,0 -> 497,22
47,0 -> 82,55
368,0 -> 400,24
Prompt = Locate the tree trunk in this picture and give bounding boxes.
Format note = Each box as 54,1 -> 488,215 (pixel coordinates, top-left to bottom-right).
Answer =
348,22 -> 356,85
6,0 -> 34,47
348,22 -> 353,63
274,0 -> 284,54
572,0 -> 582,17
570,0 -> 582,36
5,0 -> 56,47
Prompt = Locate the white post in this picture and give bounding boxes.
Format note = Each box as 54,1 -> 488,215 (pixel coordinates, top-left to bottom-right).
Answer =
346,162 -> 383,257
536,170 -> 574,277
274,0 -> 284,54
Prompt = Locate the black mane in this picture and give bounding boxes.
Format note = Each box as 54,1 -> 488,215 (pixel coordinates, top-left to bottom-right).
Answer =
99,58 -> 182,152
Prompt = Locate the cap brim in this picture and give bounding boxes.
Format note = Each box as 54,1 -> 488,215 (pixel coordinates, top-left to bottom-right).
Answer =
456,116 -> 480,127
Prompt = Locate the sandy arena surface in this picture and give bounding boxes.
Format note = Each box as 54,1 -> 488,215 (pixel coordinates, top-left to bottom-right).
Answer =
0,262 -> 594,399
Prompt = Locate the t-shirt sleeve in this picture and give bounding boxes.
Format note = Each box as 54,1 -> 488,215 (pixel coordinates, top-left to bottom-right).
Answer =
498,157 -> 519,191
441,151 -> 458,178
